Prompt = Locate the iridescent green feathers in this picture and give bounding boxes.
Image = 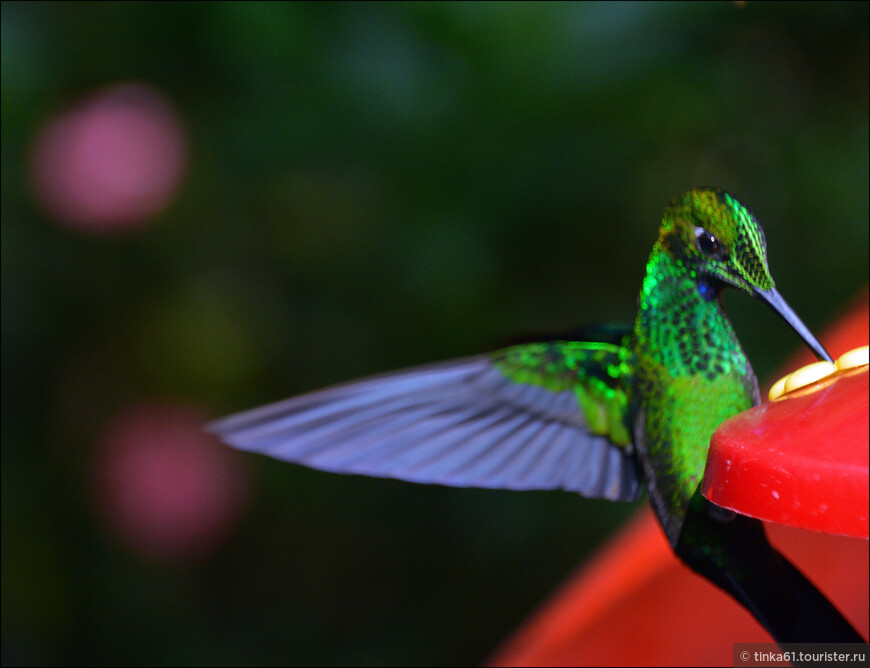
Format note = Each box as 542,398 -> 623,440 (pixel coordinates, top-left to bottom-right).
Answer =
492,341 -> 633,447
660,188 -> 774,295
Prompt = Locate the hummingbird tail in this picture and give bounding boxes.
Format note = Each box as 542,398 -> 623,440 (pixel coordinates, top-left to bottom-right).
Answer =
676,492 -> 864,646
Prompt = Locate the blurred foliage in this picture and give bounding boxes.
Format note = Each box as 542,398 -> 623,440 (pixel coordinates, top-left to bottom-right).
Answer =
2,2 -> 867,666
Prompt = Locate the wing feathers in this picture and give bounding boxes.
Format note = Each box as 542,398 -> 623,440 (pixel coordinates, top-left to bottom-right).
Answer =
208,354 -> 641,501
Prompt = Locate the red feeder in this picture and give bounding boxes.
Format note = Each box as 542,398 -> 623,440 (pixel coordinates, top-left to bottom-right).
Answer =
702,366 -> 868,538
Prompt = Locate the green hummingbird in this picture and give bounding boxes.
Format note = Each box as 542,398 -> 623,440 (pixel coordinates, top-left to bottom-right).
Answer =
209,188 -> 862,645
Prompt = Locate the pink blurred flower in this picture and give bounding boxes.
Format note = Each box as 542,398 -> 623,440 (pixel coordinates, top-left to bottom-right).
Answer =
29,83 -> 187,231
93,404 -> 247,561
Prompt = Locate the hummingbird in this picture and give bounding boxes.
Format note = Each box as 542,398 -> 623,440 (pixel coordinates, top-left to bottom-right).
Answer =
208,188 -> 863,646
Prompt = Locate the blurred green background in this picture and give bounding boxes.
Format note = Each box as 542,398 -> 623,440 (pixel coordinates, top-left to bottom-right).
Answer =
2,2 -> 867,665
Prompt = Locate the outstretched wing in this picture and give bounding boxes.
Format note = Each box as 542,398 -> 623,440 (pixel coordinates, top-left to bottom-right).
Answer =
207,340 -> 641,501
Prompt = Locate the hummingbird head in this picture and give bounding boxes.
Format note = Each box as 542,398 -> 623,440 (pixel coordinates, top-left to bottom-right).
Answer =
661,187 -> 774,296
660,187 -> 832,363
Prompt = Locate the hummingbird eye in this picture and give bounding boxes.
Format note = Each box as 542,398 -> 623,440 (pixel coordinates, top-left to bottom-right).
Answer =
696,229 -> 723,258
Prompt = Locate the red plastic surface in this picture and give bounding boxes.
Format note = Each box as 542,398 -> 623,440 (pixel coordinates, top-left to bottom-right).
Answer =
703,367 -> 869,538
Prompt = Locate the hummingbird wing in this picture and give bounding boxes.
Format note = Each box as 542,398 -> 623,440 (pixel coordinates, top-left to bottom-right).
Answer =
208,341 -> 641,501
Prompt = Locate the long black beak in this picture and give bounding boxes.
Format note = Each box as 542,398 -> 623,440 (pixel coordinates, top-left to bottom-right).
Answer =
755,288 -> 833,363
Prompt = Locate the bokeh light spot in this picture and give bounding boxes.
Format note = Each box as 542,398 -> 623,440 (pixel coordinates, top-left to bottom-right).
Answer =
93,404 -> 247,561
29,83 -> 187,231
